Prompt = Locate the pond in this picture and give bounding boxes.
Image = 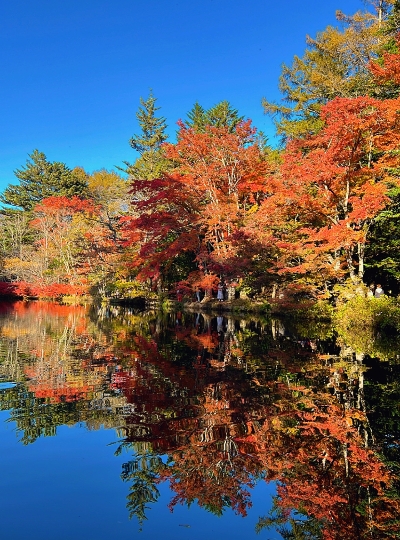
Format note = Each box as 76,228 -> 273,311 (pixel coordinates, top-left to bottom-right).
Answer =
0,300 -> 399,539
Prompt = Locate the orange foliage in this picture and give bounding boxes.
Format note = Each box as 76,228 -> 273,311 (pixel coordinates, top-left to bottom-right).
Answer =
369,34 -> 400,84
123,120 -> 271,282
250,95 -> 400,283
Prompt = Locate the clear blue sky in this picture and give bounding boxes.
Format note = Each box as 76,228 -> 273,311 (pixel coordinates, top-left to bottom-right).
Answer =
1,0 -> 367,192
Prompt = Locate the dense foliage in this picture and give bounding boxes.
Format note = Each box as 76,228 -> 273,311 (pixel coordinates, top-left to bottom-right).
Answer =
1,2 -> 400,302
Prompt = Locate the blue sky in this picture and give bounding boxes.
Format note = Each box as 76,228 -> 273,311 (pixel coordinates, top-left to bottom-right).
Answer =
1,0 -> 367,192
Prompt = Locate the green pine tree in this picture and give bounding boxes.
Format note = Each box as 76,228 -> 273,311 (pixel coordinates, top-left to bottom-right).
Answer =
185,100 -> 243,132
125,91 -> 170,180
185,101 -> 207,131
0,149 -> 88,211
206,100 -> 244,131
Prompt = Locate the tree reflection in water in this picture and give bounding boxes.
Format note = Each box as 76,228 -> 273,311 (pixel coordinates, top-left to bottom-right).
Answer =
0,300 -> 399,538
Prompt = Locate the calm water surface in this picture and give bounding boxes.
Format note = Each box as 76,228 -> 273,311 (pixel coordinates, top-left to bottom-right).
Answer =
0,301 -> 399,540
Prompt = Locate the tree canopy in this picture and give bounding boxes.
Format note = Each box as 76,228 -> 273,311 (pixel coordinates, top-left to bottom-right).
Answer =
124,91 -> 171,180
185,100 -> 244,132
1,150 -> 89,211
262,4 -> 397,139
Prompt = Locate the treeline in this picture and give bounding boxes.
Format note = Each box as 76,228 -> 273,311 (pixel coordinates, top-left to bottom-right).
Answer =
1,1 -> 400,302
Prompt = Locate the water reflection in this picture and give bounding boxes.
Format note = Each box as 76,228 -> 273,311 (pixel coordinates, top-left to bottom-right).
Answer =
0,300 -> 399,539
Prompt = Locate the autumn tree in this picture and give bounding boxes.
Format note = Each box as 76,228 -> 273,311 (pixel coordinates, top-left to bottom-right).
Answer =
28,196 -> 96,289
86,169 -> 130,240
263,4 -> 394,139
250,95 -> 400,290
0,211 -> 32,264
122,119 -> 272,289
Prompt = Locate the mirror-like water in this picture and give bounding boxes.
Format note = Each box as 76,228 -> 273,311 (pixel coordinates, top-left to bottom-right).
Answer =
0,300 -> 399,540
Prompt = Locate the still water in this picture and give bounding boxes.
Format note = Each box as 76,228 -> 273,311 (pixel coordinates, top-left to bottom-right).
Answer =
0,300 -> 399,539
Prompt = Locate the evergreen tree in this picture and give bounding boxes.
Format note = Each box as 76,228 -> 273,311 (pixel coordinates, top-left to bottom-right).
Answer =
185,102 -> 207,131
185,100 -> 243,132
380,0 -> 400,35
0,150 -> 89,211
364,185 -> 400,293
125,91 -> 170,180
363,1 -> 400,291
206,100 -> 244,131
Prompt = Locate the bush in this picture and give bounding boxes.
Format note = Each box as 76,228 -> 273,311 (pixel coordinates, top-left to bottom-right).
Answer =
334,295 -> 400,358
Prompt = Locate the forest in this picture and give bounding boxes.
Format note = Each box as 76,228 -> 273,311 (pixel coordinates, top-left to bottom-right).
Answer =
1,1 -> 400,308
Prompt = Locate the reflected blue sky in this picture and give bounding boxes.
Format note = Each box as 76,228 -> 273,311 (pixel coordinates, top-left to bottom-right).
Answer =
0,411 -> 280,540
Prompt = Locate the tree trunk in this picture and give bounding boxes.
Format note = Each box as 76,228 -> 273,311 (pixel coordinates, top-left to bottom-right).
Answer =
357,242 -> 365,280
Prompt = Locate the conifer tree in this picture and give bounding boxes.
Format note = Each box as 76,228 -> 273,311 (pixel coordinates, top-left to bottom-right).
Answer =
0,150 -> 88,211
185,102 -> 207,131
185,100 -> 243,132
125,91 -> 170,180
206,100 -> 244,131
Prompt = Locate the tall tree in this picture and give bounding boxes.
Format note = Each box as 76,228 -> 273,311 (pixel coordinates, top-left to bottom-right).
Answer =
86,169 -> 130,241
185,101 -> 207,131
185,100 -> 244,132
0,150 -> 89,211
262,5 -> 394,139
252,95 -> 400,288
79,170 -> 131,297
124,91 -> 170,180
122,120 -> 271,286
